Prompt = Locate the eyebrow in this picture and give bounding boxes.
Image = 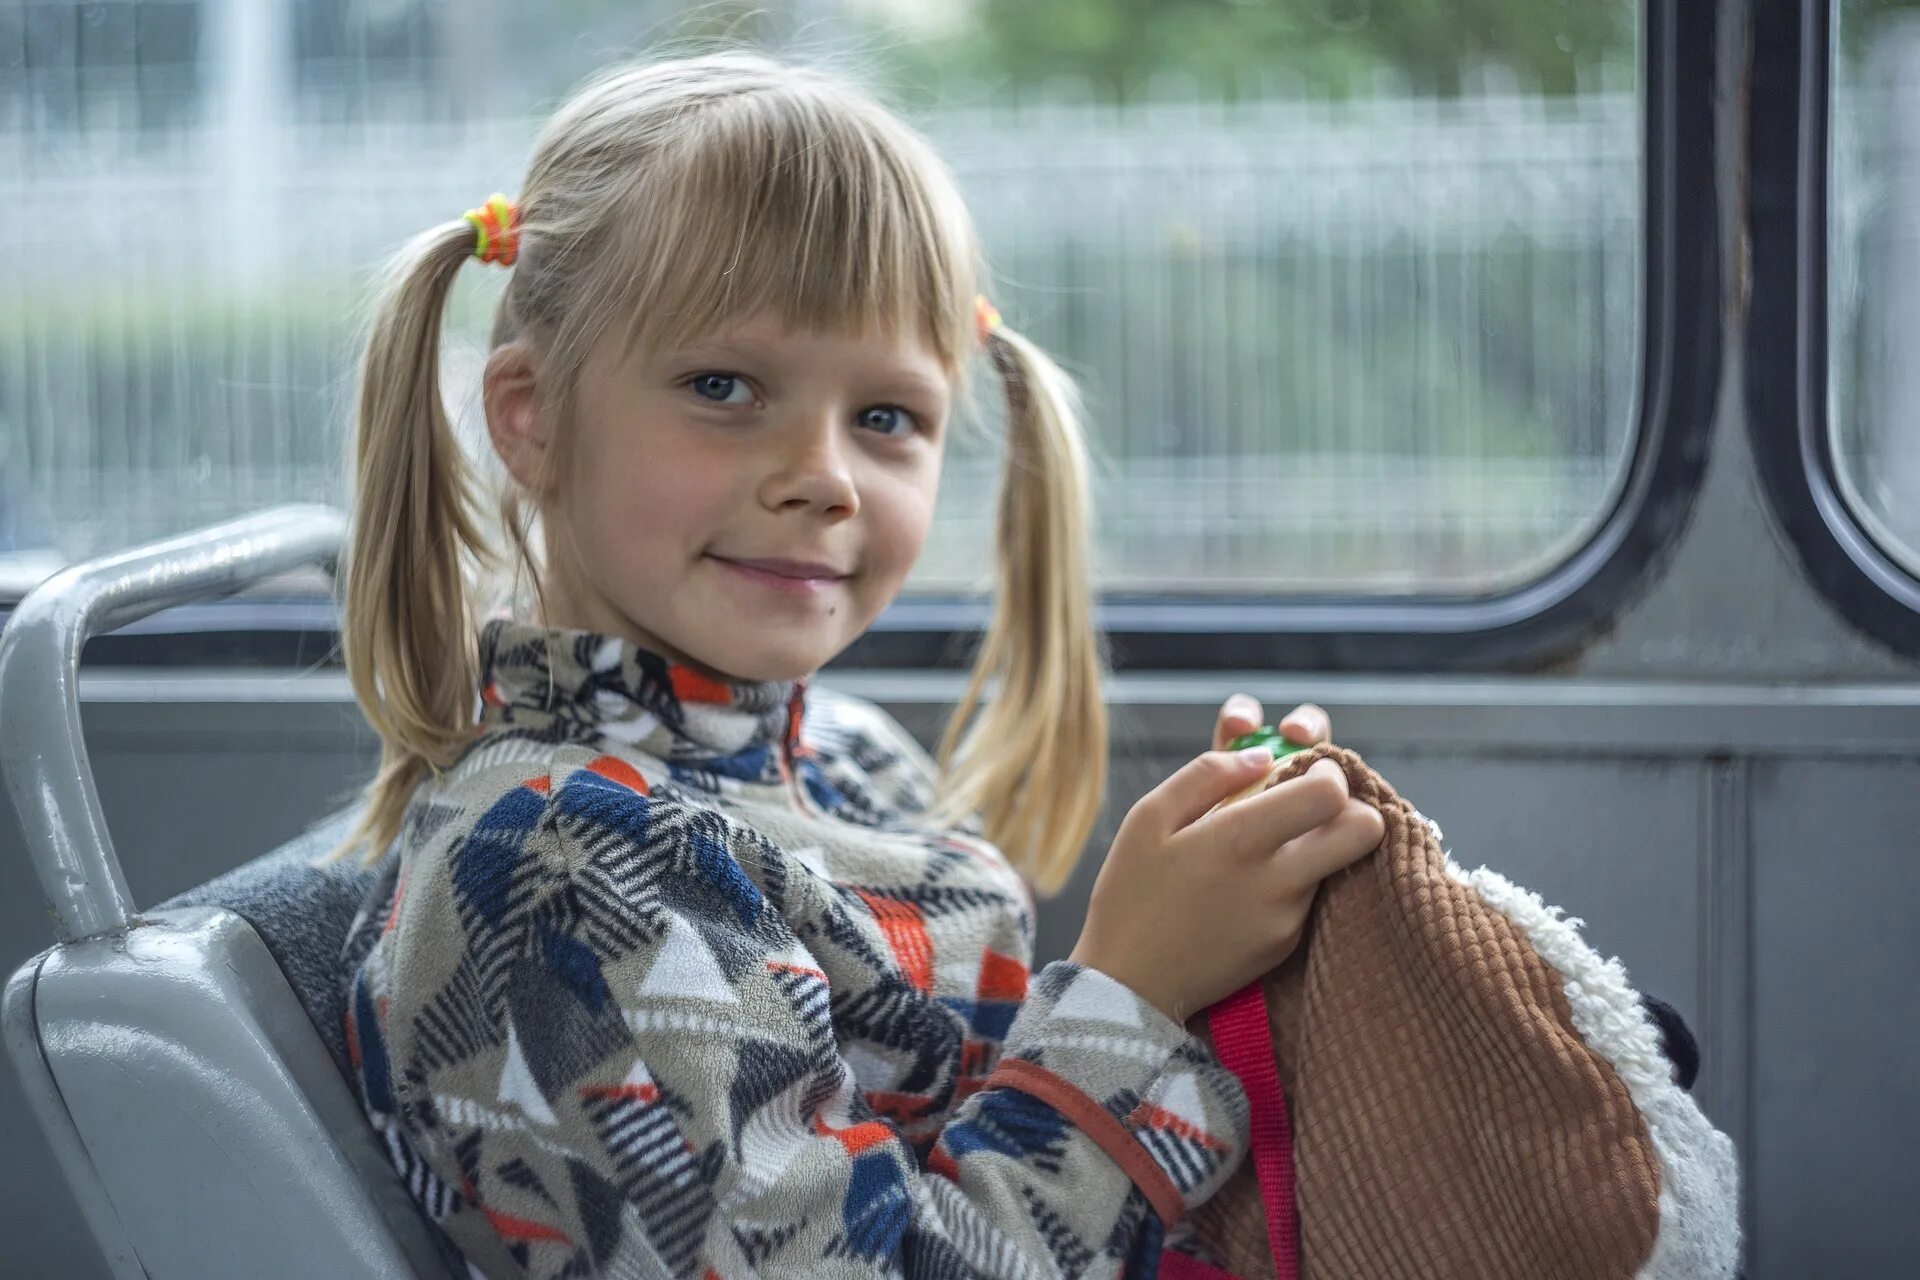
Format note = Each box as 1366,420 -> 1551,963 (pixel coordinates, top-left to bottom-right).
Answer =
660,335 -> 781,366
869,369 -> 952,405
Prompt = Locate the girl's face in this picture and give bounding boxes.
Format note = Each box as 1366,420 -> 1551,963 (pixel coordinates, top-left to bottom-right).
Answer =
533,310 -> 952,683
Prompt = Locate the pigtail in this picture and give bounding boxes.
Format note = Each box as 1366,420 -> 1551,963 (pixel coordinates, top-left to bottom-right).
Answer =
326,221 -> 500,866
928,324 -> 1110,898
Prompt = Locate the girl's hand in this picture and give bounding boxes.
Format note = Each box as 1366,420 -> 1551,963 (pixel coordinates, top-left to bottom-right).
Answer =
1213,693 -> 1330,753
1207,694 -> 1334,814
1068,749 -> 1384,1026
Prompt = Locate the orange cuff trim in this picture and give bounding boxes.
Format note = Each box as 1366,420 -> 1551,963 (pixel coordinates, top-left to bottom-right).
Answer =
981,1058 -> 1186,1229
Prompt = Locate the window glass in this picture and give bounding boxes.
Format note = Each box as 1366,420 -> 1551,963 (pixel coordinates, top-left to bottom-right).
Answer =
1830,0 -> 1920,578
0,0 -> 1639,600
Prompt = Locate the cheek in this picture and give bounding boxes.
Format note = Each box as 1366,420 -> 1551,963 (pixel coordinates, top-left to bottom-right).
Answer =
567,419 -> 705,543
556,434 -> 679,594
866,468 -> 940,579
548,419 -> 728,640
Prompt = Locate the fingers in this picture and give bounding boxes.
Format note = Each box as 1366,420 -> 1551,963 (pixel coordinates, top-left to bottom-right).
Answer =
1214,696 -> 1331,751
1267,797 -> 1385,886
1142,747 -> 1280,835
1213,693 -> 1262,751
1197,757 -> 1351,855
1280,702 -> 1331,746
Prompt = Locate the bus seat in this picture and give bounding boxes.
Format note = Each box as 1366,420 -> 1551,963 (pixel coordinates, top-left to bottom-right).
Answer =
5,805 -> 469,1279
158,805 -> 388,1091
0,506 -> 468,1278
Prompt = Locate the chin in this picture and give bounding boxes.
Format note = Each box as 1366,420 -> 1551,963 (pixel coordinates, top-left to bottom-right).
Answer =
705,642 -> 830,685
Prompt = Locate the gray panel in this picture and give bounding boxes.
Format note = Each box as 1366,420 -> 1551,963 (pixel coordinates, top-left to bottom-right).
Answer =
1749,759 -> 1920,1279
1575,341 -> 1920,683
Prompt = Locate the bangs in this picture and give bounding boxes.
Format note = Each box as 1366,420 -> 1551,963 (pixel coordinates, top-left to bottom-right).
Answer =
607,85 -> 978,373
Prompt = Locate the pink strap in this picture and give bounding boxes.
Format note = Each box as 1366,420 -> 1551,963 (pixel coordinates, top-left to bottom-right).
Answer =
1157,982 -> 1299,1280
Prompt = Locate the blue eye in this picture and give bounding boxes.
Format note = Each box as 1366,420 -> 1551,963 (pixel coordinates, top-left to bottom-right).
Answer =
859,405 -> 917,437
688,373 -> 752,404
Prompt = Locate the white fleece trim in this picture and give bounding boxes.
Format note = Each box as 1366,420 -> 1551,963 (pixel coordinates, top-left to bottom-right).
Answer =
1423,817 -> 1745,1279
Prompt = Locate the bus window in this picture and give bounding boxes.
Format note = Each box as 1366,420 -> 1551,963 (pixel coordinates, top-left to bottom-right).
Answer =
0,2 -> 1645,618
1829,1 -> 1920,578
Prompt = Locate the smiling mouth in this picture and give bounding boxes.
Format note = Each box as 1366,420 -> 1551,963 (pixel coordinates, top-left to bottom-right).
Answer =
708,555 -> 847,595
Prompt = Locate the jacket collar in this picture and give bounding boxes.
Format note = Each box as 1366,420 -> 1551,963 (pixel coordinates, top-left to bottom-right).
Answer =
475,617 -> 807,777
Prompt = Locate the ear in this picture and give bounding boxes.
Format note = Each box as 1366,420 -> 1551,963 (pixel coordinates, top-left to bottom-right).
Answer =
483,342 -> 553,494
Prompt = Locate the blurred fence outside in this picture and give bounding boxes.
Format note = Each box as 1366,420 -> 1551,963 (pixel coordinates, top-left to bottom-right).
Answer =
1,88 -> 1642,595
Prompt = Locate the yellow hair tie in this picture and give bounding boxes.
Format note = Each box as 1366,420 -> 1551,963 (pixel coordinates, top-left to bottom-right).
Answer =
974,294 -> 1003,346
464,193 -> 521,267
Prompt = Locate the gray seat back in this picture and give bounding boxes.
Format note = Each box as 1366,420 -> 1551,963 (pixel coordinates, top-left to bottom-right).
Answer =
0,507 -> 464,1279
6,903 -> 466,1278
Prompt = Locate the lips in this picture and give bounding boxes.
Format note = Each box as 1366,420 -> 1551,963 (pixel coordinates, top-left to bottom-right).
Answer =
711,555 -> 848,580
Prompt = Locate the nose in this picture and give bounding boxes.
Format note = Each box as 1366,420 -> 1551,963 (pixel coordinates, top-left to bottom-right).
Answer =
760,409 -> 859,518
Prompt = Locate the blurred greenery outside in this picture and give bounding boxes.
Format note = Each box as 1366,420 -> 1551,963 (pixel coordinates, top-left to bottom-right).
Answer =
5,0 -> 1910,591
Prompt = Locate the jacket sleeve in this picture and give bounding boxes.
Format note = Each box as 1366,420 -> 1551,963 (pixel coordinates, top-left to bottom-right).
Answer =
396,762 -> 1251,1280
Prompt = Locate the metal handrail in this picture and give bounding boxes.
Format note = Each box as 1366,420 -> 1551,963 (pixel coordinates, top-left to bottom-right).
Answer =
0,505 -> 346,941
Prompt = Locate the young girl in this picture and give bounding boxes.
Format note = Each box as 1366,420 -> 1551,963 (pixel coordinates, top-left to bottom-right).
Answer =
333,51 -> 1384,1279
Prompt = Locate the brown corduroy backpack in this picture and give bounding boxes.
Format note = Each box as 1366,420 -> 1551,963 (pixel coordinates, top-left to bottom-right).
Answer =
1170,744 -> 1743,1280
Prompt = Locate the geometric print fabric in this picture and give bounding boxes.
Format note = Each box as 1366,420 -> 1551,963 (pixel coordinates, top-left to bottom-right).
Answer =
341,619 -> 1252,1277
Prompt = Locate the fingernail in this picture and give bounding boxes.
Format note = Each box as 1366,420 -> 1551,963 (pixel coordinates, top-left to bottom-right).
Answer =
1237,746 -> 1272,766
1226,694 -> 1257,719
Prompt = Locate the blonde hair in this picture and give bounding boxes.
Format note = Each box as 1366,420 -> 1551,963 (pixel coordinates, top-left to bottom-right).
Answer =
331,51 -> 1108,898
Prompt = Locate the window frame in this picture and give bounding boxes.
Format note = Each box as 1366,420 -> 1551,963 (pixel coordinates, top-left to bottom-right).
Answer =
1746,0 -> 1920,658
0,0 -> 1720,672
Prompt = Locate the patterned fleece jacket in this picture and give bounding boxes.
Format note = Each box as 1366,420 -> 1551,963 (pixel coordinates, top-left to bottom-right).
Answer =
341,619 -> 1252,1280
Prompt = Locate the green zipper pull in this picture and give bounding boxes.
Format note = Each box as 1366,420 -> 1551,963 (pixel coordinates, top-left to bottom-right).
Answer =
1226,725 -> 1313,759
